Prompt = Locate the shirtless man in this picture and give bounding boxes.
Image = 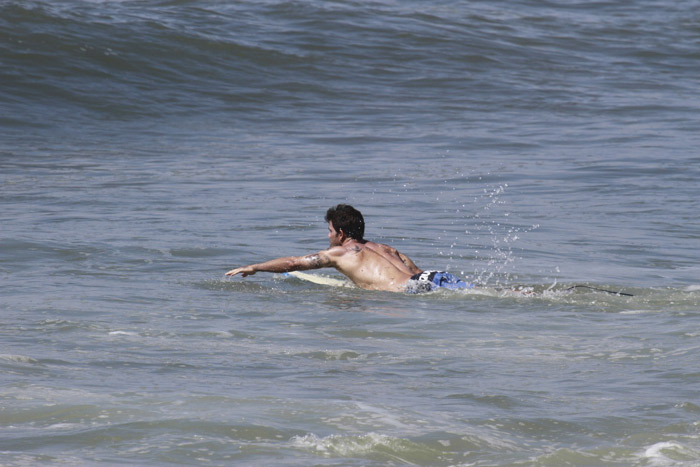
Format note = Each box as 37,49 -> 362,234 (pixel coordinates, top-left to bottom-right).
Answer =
226,204 -> 473,293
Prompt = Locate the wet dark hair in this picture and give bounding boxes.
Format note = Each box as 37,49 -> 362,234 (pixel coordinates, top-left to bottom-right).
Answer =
325,204 -> 365,241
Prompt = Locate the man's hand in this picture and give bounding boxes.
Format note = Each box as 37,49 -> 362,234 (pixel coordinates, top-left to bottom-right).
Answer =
225,265 -> 256,277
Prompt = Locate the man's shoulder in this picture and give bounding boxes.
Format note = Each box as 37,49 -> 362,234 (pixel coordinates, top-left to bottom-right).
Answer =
322,246 -> 348,257
364,241 -> 397,254
324,244 -> 365,260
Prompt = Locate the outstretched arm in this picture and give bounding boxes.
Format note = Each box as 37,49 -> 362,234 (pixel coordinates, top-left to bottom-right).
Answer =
226,251 -> 333,277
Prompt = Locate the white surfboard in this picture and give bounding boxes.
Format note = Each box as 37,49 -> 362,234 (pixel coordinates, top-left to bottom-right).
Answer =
283,271 -> 352,288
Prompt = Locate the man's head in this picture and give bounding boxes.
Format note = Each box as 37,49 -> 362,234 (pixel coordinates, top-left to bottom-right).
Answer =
325,204 -> 365,244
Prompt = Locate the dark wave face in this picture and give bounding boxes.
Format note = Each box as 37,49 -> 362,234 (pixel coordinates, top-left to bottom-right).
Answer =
2,0 -> 699,140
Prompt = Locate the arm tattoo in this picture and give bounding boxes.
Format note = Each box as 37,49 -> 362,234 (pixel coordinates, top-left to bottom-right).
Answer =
305,253 -> 330,269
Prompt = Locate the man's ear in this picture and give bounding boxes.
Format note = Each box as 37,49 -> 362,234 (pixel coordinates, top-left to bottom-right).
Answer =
338,229 -> 346,240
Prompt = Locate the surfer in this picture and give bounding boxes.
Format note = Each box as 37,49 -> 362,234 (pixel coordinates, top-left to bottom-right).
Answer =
226,204 -> 473,293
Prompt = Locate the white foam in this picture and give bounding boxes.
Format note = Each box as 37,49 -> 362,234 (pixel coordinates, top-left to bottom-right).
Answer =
0,354 -> 39,364
641,441 -> 700,465
290,432 -> 421,461
108,331 -> 138,336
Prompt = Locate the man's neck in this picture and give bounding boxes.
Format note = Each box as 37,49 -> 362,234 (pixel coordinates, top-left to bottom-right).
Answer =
342,237 -> 366,246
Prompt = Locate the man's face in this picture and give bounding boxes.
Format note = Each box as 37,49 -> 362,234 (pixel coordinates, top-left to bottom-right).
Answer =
328,222 -> 342,247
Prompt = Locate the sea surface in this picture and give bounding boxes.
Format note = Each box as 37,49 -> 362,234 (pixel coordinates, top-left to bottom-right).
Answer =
2,0 -> 699,465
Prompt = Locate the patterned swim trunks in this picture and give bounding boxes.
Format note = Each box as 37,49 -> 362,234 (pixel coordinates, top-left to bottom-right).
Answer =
405,270 -> 475,293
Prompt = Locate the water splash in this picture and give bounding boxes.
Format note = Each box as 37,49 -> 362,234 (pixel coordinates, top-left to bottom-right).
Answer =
433,182 -> 540,288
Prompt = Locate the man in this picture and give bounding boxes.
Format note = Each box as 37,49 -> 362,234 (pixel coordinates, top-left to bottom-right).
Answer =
226,204 -> 474,293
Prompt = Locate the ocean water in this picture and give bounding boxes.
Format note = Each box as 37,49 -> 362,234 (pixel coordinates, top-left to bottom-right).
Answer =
2,0 -> 700,465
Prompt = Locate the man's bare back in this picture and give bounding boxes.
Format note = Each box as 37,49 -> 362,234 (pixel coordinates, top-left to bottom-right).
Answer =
322,239 -> 421,292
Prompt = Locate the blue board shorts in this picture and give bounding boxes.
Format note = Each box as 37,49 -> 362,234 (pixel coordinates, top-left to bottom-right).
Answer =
405,271 -> 475,293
